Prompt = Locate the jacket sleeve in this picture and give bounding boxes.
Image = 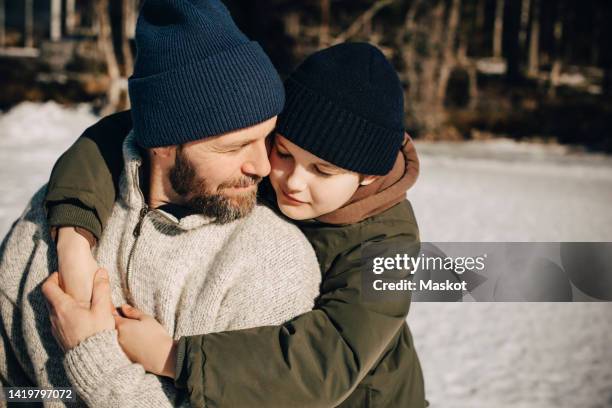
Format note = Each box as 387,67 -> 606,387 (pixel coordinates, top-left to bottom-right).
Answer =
176,230 -> 420,408
45,110 -> 132,240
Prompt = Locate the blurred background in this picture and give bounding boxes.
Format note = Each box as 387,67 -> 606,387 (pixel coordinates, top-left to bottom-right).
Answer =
0,1 -> 611,407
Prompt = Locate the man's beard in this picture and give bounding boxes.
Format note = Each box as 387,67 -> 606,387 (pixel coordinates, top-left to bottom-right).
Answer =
169,147 -> 261,224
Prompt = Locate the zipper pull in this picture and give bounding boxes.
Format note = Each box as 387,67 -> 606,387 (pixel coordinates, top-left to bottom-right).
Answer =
133,205 -> 149,237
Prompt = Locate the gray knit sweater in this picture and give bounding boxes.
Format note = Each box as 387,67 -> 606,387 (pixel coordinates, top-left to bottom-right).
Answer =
0,133 -> 321,407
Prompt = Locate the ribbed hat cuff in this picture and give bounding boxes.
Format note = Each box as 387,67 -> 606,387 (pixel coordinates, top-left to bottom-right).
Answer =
276,77 -> 404,175
129,41 -> 285,148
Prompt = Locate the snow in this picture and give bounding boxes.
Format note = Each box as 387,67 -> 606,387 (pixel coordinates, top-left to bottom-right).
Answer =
0,101 -> 99,235
1,102 -> 611,407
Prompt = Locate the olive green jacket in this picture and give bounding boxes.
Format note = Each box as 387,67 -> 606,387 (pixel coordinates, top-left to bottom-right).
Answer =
45,111 -> 427,408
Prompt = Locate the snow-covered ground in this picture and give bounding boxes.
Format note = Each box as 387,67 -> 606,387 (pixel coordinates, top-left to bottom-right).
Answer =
0,102 -> 99,236
1,102 -> 611,407
402,142 -> 612,408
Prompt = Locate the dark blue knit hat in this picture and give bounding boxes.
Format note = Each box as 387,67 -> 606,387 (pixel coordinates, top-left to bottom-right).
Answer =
129,0 -> 285,148
276,42 -> 405,175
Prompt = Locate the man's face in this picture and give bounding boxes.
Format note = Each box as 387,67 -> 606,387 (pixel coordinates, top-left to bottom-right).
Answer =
168,117 -> 276,223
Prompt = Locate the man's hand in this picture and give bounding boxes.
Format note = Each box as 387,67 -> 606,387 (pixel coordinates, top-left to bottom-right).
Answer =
42,268 -> 116,351
114,304 -> 178,378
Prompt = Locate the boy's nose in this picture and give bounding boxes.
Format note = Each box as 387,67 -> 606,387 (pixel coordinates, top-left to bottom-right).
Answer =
285,167 -> 308,192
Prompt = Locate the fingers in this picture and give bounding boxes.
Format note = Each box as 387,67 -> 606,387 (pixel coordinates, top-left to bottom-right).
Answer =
91,268 -> 113,314
41,272 -> 71,311
120,304 -> 144,320
114,314 -> 127,327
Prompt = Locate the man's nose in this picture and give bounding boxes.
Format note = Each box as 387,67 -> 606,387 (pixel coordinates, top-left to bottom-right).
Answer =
242,138 -> 271,178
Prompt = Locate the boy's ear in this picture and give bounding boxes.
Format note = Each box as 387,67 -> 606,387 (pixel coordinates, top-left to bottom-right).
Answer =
359,175 -> 380,186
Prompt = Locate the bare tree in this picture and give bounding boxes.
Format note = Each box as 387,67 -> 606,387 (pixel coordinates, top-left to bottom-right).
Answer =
505,0 -> 522,83
332,0 -> 394,46
475,0 -> 486,32
25,0 -> 33,47
319,0 -> 330,47
493,0 -> 504,58
122,0 -> 135,77
50,0 -> 62,41
96,0 -> 122,114
519,0 -> 531,52
549,1 -> 564,96
397,0 -> 467,136
0,0 -> 5,48
437,0 -> 462,102
602,3 -> 612,96
527,0 -> 540,77
66,0 -> 76,35
473,0 -> 487,53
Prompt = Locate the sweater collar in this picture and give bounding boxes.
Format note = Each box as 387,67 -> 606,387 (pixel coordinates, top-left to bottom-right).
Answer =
121,131 -> 217,229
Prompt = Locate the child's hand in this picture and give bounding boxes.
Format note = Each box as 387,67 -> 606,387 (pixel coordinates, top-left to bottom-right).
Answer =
56,227 -> 99,307
114,304 -> 178,378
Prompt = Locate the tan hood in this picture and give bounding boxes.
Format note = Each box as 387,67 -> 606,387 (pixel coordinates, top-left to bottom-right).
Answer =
315,133 -> 419,225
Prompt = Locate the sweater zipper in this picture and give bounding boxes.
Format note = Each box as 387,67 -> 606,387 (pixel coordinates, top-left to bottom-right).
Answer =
126,165 -> 149,294
132,205 -> 149,237
126,205 -> 148,294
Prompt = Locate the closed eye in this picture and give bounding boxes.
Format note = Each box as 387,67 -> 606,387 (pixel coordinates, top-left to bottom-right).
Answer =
275,147 -> 292,158
226,143 -> 249,153
314,166 -> 334,177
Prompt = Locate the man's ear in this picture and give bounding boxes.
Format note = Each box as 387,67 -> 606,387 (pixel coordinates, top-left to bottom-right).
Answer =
359,175 -> 380,186
150,146 -> 175,159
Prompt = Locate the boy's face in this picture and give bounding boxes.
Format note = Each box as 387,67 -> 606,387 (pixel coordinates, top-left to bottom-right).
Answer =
269,135 -> 373,220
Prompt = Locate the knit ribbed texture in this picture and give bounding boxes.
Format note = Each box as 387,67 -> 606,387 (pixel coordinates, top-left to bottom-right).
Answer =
0,133 -> 320,406
129,0 -> 285,148
276,42 -> 405,175
48,201 -> 103,240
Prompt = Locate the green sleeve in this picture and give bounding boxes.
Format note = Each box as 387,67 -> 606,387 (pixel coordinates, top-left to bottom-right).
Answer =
45,110 -> 132,240
176,232 -> 419,407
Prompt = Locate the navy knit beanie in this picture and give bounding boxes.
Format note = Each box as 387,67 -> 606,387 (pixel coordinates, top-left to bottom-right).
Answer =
276,42 -> 405,175
129,0 -> 285,148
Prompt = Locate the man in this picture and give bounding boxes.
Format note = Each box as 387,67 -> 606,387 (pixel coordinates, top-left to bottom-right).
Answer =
0,1 -> 320,406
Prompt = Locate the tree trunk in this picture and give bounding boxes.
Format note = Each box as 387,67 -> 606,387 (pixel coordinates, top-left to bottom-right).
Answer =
66,0 -> 76,35
519,0 -> 531,52
122,0 -> 135,77
319,0 -> 330,47
126,0 -> 137,39
50,0 -> 62,41
96,0 -> 122,113
25,0 -> 33,47
417,1 -> 446,133
493,0 -> 504,58
332,0 -> 394,45
475,0 -> 486,32
437,0 -> 462,103
505,0 -> 522,83
602,2 -> 612,96
474,0 -> 486,53
549,2 -> 564,96
0,0 -> 5,48
397,0 -> 422,108
527,0 -> 539,77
